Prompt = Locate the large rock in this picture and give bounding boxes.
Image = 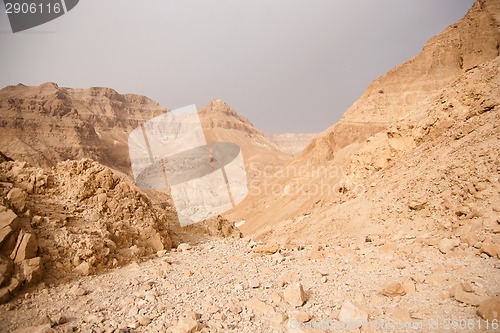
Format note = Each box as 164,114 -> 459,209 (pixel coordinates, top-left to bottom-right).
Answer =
168,317 -> 200,333
382,281 -> 406,297
0,255 -> 13,287
283,283 -> 307,307
0,209 -> 17,247
10,231 -> 38,263
245,298 -> 275,314
438,238 -> 460,254
454,288 -> 488,306
19,257 -> 43,285
338,301 -> 368,329
6,188 -> 27,214
477,296 -> 500,321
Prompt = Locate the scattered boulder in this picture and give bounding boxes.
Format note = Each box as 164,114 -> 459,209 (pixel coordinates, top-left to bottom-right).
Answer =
252,243 -> 280,254
0,209 -> 17,248
177,243 -> 191,253
18,257 -> 43,286
338,301 -> 368,329
481,244 -> 500,258
10,231 -> 38,263
6,188 -> 27,214
438,238 -> 460,254
245,298 -> 275,314
382,281 -> 406,297
283,283 -> 307,307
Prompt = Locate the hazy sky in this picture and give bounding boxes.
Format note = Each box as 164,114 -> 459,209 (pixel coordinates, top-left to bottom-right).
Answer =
0,0 -> 474,133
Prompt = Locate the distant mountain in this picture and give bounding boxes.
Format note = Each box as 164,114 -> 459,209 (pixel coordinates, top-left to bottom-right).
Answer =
0,85 -> 291,177
266,133 -> 316,155
0,82 -> 168,173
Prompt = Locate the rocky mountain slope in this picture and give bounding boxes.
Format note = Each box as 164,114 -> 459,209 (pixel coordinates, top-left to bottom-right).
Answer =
0,158 -> 174,304
0,83 -> 170,174
199,99 -> 293,172
302,0 -> 499,163
230,0 -> 500,236
0,85 -> 291,179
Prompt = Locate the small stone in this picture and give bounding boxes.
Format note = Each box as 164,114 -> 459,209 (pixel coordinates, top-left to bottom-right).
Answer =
481,244 -> 500,258
74,261 -> 91,276
269,313 -> 288,324
245,298 -> 275,314
248,278 -> 260,288
70,284 -> 87,296
477,296 -> 500,321
408,200 -> 426,210
283,283 -> 307,307
382,281 -> 406,297
438,238 -> 460,254
185,311 -> 201,320
138,316 -> 152,326
252,243 -> 280,254
289,311 -> 311,322
338,301 -> 368,329
169,317 -> 199,333
177,243 -> 191,253
454,288 -> 488,306
227,301 -> 242,315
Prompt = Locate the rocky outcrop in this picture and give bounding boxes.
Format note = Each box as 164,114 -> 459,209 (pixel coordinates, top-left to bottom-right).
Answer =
0,156 -> 174,303
0,83 -> 169,174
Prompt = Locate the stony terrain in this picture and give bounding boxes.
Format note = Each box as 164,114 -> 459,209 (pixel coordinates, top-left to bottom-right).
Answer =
0,0 -> 499,332
0,235 -> 498,333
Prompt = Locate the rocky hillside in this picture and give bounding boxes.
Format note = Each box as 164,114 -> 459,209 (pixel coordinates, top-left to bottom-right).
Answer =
302,0 -> 499,163
230,0 -> 500,236
0,158 -> 174,304
199,99 -> 292,166
0,83 -> 169,174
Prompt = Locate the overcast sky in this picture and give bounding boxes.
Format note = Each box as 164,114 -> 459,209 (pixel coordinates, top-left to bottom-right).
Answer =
0,0 -> 474,133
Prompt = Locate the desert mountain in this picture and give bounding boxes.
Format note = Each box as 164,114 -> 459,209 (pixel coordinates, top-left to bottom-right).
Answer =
266,133 -> 316,155
0,83 -> 169,173
0,85 -> 291,178
199,99 -> 292,169
229,0 -> 500,236
302,0 -> 499,163
1,1 -> 500,331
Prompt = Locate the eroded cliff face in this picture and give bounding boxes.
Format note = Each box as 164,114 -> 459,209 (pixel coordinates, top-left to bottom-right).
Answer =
302,0 -> 500,163
0,83 -> 169,173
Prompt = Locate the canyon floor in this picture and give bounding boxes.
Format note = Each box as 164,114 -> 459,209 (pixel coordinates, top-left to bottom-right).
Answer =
1,231 -> 498,333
